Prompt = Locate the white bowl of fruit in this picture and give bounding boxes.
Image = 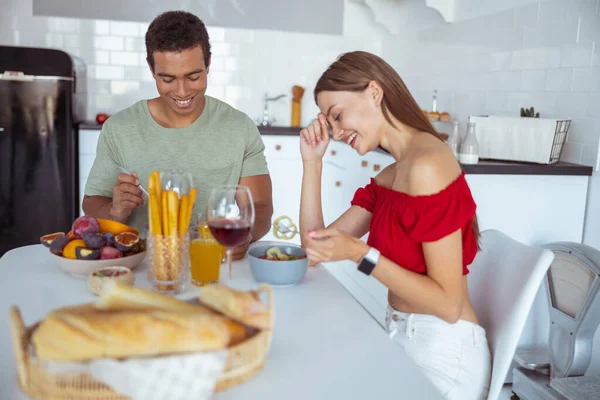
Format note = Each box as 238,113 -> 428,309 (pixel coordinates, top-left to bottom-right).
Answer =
40,216 -> 147,279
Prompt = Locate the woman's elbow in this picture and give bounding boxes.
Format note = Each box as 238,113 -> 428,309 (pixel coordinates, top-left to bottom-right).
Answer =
438,302 -> 462,324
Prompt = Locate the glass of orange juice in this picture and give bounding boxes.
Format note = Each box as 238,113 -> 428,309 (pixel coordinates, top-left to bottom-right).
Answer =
189,213 -> 225,286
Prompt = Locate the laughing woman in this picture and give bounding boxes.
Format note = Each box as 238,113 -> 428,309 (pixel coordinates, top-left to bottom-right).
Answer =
299,51 -> 491,400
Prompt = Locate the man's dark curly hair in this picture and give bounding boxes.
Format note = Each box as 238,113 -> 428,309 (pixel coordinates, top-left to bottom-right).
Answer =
145,11 -> 211,71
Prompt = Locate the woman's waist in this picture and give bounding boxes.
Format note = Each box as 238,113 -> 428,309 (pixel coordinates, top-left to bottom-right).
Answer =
388,293 -> 482,331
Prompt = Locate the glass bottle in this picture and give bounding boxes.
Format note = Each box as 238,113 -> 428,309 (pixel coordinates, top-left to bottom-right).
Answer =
447,120 -> 461,158
458,122 -> 479,164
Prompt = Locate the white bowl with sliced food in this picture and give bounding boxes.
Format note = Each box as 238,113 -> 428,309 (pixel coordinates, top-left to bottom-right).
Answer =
248,242 -> 308,287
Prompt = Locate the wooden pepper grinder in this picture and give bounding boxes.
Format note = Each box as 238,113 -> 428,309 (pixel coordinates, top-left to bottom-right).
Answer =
291,85 -> 304,127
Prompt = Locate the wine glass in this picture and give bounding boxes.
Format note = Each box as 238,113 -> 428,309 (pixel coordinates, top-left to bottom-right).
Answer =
206,185 -> 255,282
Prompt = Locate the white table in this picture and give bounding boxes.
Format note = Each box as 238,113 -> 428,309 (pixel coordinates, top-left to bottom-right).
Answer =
0,244 -> 443,399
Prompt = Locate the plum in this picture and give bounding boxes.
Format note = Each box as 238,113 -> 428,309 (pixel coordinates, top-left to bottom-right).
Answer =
76,247 -> 101,260
82,232 -> 107,249
114,232 -> 139,252
105,233 -> 116,247
100,246 -> 123,260
40,232 -> 65,247
71,216 -> 100,239
49,235 -> 71,255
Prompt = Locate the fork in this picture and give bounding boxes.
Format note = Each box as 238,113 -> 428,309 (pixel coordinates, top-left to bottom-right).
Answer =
273,220 -> 300,236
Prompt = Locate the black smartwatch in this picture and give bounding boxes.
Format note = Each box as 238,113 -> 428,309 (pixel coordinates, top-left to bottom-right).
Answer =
357,247 -> 380,276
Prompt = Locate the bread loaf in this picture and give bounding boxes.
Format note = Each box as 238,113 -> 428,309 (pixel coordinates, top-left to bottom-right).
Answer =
32,305 -> 230,361
97,281 -> 249,346
199,284 -> 271,330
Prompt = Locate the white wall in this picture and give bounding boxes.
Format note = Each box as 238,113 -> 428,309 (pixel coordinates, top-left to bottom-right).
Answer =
375,0 -> 600,248
0,0 -> 383,126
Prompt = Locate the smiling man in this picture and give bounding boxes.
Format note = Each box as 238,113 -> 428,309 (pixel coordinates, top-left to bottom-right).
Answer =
82,11 -> 273,259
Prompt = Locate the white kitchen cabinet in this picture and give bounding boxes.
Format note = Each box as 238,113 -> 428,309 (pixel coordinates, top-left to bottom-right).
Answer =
260,136 -> 303,245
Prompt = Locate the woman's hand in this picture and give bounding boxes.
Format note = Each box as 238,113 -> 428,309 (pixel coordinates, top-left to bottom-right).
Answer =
299,113 -> 331,163
304,227 -> 369,265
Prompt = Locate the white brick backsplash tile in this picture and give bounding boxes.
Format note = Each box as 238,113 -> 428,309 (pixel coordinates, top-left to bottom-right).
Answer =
45,33 -> 63,48
520,70 -> 546,91
138,22 -> 149,37
556,92 -> 589,118
209,71 -> 231,85
48,18 -> 79,33
124,66 -> 145,80
17,28 -> 46,46
212,43 -> 230,56
110,21 -> 139,37
111,80 -> 140,95
587,93 -> 600,117
209,57 -> 224,71
206,85 -> 225,100
489,71 -> 522,91
485,92 -> 509,115
95,65 -> 125,80
567,118 -> 600,144
124,37 -> 144,52
94,21 -> 110,35
224,29 -> 256,44
511,47 -> 561,70
545,68 -> 574,91
94,36 -> 124,51
514,2 -> 540,29
572,67 -> 600,91
539,0 -> 577,29
225,86 -> 242,100
581,143 -> 598,166
522,19 -> 579,48
110,51 -> 140,66
560,141 -> 583,163
207,26 -> 225,42
538,92 -> 558,117
508,92 -> 541,114
225,57 -> 238,72
64,33 -> 80,48
95,50 -> 110,64
561,45 -> 593,67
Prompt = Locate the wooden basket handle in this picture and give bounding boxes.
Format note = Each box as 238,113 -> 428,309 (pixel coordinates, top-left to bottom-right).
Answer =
9,306 -> 29,387
256,283 -> 275,330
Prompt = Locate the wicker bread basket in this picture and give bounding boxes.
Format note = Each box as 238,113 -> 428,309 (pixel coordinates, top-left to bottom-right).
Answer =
9,283 -> 274,399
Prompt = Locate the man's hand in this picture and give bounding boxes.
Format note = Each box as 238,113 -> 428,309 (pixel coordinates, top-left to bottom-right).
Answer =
230,239 -> 250,261
110,172 -> 144,221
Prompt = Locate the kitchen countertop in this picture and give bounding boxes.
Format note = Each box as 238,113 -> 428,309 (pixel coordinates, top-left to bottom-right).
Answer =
78,123 -> 593,176
0,244 -> 443,400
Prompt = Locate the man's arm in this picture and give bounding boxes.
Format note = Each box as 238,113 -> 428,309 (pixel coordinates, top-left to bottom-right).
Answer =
240,174 -> 273,242
229,174 -> 273,261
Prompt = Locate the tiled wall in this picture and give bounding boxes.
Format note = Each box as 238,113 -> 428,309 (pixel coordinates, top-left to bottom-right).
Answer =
0,5 -> 382,127
0,0 -> 598,166
381,0 -> 600,167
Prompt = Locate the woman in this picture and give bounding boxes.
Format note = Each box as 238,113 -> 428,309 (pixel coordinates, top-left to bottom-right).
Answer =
299,51 -> 491,399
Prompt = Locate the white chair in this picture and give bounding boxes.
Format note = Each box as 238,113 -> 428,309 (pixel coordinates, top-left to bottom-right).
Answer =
467,229 -> 555,400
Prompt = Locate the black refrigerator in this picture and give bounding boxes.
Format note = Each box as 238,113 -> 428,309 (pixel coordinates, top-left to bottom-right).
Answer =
0,46 -> 87,257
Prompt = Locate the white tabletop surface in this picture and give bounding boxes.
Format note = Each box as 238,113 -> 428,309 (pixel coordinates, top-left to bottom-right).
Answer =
0,244 -> 442,400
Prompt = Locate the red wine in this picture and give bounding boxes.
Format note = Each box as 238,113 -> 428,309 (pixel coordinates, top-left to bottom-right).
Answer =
208,219 -> 252,248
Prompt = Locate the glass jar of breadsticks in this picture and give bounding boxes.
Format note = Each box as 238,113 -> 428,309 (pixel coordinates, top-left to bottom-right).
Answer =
146,170 -> 196,294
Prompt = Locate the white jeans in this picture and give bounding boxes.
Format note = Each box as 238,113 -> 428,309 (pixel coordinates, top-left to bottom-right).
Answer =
385,306 -> 491,400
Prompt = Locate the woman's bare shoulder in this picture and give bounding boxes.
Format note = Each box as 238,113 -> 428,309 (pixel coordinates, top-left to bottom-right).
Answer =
407,145 -> 462,196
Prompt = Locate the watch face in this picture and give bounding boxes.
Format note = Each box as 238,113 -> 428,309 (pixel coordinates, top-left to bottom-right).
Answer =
358,258 -> 376,276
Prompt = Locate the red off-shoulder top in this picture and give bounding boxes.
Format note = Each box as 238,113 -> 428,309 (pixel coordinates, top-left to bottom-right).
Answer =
351,171 -> 478,275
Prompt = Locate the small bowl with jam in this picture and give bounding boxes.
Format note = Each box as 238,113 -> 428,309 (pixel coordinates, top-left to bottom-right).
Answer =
87,266 -> 135,296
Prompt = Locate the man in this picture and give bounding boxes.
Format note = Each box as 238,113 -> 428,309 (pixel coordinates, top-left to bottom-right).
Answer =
82,11 -> 273,260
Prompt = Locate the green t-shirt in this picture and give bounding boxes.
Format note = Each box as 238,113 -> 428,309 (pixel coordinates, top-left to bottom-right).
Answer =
84,96 -> 269,233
